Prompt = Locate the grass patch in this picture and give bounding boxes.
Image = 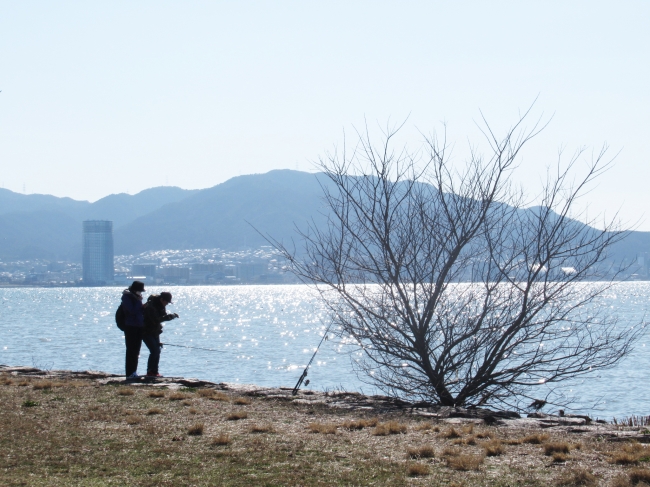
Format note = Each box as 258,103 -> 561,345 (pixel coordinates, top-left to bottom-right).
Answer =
233,396 -> 252,405
522,433 -> 550,444
309,422 -> 337,434
147,407 -> 164,415
117,387 -> 134,396
168,392 -> 190,401
544,442 -> 571,456
188,423 -> 204,435
373,421 -> 407,436
441,427 -> 462,439
629,468 -> 650,485
211,433 -> 231,446
227,411 -> 248,421
445,453 -> 485,471
125,415 -> 141,425
250,423 -> 274,433
32,380 -> 53,390
483,439 -> 505,456
210,392 -> 230,402
556,468 -> 597,486
21,399 -> 39,407
407,463 -> 429,477
341,418 -> 378,430
611,452 -> 640,465
407,445 -> 435,459
148,390 -> 166,398
551,452 -> 568,463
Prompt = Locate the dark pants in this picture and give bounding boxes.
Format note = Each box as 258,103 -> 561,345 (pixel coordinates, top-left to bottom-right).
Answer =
124,326 -> 143,377
142,333 -> 161,374
124,326 -> 160,377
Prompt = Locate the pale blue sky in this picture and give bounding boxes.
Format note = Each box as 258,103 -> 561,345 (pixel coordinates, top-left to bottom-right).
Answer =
0,1 -> 648,227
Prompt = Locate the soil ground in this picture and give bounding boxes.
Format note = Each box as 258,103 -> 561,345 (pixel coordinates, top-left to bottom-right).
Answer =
1,365 -> 650,487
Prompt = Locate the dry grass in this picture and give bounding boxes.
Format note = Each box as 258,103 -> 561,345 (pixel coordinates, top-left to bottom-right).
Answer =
0,377 -> 13,385
556,468 -> 598,486
523,433 -> 550,444
445,453 -> 485,471
187,422 -> 204,435
453,435 -> 477,446
407,445 -> 435,459
227,411 -> 248,421
3,372 -> 648,487
211,433 -> 231,446
168,392 -> 189,401
441,427 -> 462,439
407,463 -> 430,477
462,423 -> 475,435
552,452 -> 568,463
309,422 -> 337,434
181,399 -> 193,406
611,452 -> 640,465
209,392 -> 230,402
483,439 -> 505,456
610,475 -> 631,487
373,421 -> 407,436
629,468 -> 650,485
117,387 -> 134,396
233,396 -> 252,405
544,442 -> 571,456
250,423 -> 274,433
32,380 -> 54,390
341,418 -> 378,430
197,388 -> 217,398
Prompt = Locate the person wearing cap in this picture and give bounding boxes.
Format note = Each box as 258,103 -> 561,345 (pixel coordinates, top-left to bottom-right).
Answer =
122,280 -> 146,379
142,291 -> 179,378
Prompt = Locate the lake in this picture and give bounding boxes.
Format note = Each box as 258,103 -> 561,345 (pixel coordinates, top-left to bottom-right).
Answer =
1,283 -> 648,420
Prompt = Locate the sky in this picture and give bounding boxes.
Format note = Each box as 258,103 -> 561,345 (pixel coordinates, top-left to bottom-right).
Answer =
0,1 -> 649,228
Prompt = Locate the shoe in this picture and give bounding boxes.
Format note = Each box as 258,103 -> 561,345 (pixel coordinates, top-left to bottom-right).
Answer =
126,372 -> 139,381
146,372 -> 163,378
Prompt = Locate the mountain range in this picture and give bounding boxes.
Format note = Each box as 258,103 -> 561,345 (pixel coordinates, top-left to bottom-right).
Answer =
0,169 -> 648,265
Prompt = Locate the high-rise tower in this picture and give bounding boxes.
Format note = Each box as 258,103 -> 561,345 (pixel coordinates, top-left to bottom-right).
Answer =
82,220 -> 114,285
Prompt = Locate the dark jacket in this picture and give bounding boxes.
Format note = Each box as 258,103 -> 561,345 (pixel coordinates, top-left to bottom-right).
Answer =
143,295 -> 176,336
121,290 -> 144,328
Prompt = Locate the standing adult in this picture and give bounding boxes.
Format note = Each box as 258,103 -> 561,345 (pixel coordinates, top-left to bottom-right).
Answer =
122,280 -> 146,379
143,291 -> 179,377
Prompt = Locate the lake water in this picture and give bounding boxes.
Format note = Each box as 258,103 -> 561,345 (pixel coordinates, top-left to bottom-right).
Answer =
1,283 -> 648,420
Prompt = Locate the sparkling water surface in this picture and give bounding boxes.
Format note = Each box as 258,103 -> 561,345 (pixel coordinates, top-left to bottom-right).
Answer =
1,283 -> 648,420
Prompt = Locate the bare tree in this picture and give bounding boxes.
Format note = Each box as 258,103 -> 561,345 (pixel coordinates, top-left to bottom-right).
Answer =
272,111 -> 643,410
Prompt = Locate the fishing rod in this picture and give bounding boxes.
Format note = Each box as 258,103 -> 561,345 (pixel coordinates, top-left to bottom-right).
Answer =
292,324 -> 332,396
161,342 -> 224,352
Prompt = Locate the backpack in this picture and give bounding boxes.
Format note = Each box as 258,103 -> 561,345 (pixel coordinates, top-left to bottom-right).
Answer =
115,303 -> 126,331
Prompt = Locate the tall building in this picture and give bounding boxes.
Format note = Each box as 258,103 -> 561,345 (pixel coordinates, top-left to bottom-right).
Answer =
82,220 -> 114,285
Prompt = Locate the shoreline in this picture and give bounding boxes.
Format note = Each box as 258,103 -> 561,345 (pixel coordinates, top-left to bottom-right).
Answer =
2,363 -> 645,443
3,364 -> 650,485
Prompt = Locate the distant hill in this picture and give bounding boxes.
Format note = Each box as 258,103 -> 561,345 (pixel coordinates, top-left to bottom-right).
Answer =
113,170 -> 331,254
0,186 -> 198,261
0,170 -> 648,265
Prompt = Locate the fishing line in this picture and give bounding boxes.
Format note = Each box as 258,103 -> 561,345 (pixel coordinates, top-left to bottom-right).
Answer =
292,323 -> 332,396
161,342 -> 224,352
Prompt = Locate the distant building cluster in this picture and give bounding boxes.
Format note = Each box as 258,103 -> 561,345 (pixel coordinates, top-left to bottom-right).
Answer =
1,219 -> 646,287
0,220 -> 294,287
113,247 -> 293,286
